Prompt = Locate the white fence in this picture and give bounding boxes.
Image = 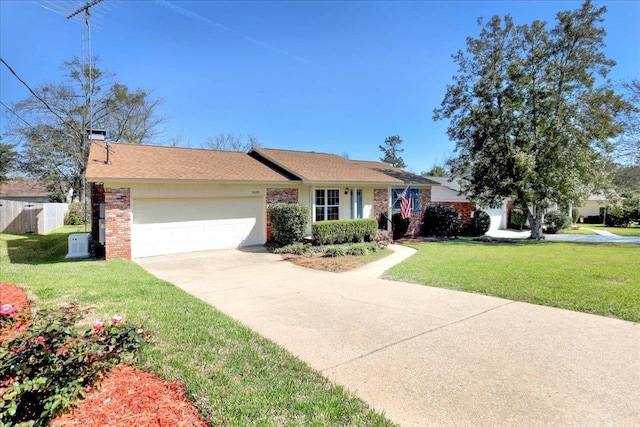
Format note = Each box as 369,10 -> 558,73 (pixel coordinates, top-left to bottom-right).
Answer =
0,199 -> 69,234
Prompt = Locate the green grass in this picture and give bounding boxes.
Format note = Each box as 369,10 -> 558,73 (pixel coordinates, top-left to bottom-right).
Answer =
561,227 -> 597,235
1,227 -> 394,426
575,224 -> 640,237
385,240 -> 640,322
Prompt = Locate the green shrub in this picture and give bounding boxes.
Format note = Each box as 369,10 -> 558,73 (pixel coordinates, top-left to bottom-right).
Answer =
65,202 -> 89,226
269,203 -> 309,246
464,210 -> 491,236
323,245 -> 348,257
272,242 -> 312,256
345,242 -> 379,256
421,203 -> 461,237
509,208 -> 527,230
392,213 -> 410,240
0,304 -> 148,425
312,219 -> 378,245
570,208 -> 580,224
544,210 -> 570,234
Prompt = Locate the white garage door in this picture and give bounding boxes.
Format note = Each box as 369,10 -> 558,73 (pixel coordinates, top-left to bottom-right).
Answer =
483,207 -> 506,232
131,197 -> 264,258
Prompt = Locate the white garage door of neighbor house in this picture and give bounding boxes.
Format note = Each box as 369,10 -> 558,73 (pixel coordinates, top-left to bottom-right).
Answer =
483,207 -> 505,232
131,197 -> 264,258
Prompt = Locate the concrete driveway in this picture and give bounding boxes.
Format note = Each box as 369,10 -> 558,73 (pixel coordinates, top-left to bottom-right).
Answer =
138,247 -> 639,426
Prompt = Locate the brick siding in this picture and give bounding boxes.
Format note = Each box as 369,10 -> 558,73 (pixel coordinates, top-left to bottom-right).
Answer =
438,201 -> 476,225
104,187 -> 131,260
265,188 -> 299,241
373,188 -> 389,228
407,188 -> 432,236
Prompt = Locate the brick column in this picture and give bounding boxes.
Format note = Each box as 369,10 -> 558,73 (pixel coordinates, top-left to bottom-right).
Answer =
373,188 -> 389,229
265,188 -> 299,241
407,188 -> 431,236
104,187 -> 131,260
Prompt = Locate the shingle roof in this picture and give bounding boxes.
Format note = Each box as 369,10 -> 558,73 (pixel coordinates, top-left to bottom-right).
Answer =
421,176 -> 463,192
351,160 -> 440,186
86,143 -> 292,183
250,148 -> 404,184
0,180 -> 49,197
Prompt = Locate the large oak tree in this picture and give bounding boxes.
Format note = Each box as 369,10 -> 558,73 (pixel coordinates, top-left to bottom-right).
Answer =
434,0 -> 629,238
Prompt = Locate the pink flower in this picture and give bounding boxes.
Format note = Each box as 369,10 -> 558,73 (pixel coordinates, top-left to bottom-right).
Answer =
93,321 -> 105,331
0,304 -> 17,315
36,336 -> 45,344
111,315 -> 123,323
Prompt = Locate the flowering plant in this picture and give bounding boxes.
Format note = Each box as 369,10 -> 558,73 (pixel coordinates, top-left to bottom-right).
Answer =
0,304 -> 149,425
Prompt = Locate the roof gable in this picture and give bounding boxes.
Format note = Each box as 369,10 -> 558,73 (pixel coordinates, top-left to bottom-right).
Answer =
250,148 -> 404,184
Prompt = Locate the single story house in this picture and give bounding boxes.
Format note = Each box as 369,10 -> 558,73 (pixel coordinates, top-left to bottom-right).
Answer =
425,176 -> 508,231
86,142 -> 438,259
0,180 -> 50,203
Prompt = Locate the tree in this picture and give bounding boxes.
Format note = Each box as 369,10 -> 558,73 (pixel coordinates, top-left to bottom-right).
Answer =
434,1 -> 629,239
203,133 -> 260,152
379,135 -> 407,168
3,57 -> 165,201
615,78 -> 640,165
0,138 -> 18,183
421,165 -> 448,177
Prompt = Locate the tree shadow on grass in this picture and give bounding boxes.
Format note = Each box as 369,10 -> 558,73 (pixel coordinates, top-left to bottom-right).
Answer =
4,231 -> 95,265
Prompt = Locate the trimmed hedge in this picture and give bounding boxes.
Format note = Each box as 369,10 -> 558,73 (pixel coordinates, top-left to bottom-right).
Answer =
269,203 -> 309,246
464,210 -> 491,236
421,203 -> 461,237
312,218 -> 378,245
544,210 -> 570,234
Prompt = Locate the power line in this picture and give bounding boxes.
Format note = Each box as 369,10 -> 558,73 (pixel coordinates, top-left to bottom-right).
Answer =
0,100 -> 37,131
0,57 -> 70,127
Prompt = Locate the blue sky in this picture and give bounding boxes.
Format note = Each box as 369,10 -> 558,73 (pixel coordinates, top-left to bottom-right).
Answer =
1,0 -> 639,174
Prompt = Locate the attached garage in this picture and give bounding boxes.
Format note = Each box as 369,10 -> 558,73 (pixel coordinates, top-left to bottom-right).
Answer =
131,197 -> 264,258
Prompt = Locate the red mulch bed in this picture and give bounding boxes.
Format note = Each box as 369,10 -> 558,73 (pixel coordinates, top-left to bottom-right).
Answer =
0,283 -> 208,427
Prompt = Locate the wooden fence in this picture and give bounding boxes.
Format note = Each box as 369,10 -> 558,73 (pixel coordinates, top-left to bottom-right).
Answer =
0,199 -> 69,234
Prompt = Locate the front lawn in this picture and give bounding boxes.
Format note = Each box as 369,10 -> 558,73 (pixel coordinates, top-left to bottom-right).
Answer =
572,224 -> 640,237
0,228 -> 393,426
385,240 -> 640,322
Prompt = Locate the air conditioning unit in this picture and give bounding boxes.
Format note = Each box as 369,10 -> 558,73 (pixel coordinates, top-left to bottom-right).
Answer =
66,233 -> 90,259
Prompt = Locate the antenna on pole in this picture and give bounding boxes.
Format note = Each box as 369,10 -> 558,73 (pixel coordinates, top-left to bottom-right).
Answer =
66,0 -> 105,231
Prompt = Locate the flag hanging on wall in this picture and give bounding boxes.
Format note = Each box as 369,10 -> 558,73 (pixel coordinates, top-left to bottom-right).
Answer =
400,186 -> 412,219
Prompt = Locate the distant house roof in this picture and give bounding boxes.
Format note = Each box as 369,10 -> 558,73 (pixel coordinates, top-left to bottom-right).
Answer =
86,143 -> 434,186
422,176 -> 464,193
86,143 -> 292,183
0,180 -> 49,198
250,148 -> 406,184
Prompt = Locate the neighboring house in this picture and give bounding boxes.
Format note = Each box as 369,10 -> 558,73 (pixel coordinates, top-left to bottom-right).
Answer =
425,176 -> 508,232
0,180 -> 50,203
86,143 -> 438,260
577,192 -> 611,218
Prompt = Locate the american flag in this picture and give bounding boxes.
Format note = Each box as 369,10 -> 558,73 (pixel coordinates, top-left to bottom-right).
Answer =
400,186 -> 412,219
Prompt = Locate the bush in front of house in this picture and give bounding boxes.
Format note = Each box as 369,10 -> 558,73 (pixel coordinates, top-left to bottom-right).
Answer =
392,213 -> 410,240
269,203 -> 309,246
0,304 -> 148,426
421,203 -> 461,237
65,202 -> 90,226
544,210 -> 571,234
509,208 -> 527,230
463,209 -> 491,236
312,218 -> 378,245
322,242 -> 380,258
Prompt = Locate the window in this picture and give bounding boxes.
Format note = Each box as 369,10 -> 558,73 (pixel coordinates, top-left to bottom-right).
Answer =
391,188 -> 420,212
315,189 -> 340,221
